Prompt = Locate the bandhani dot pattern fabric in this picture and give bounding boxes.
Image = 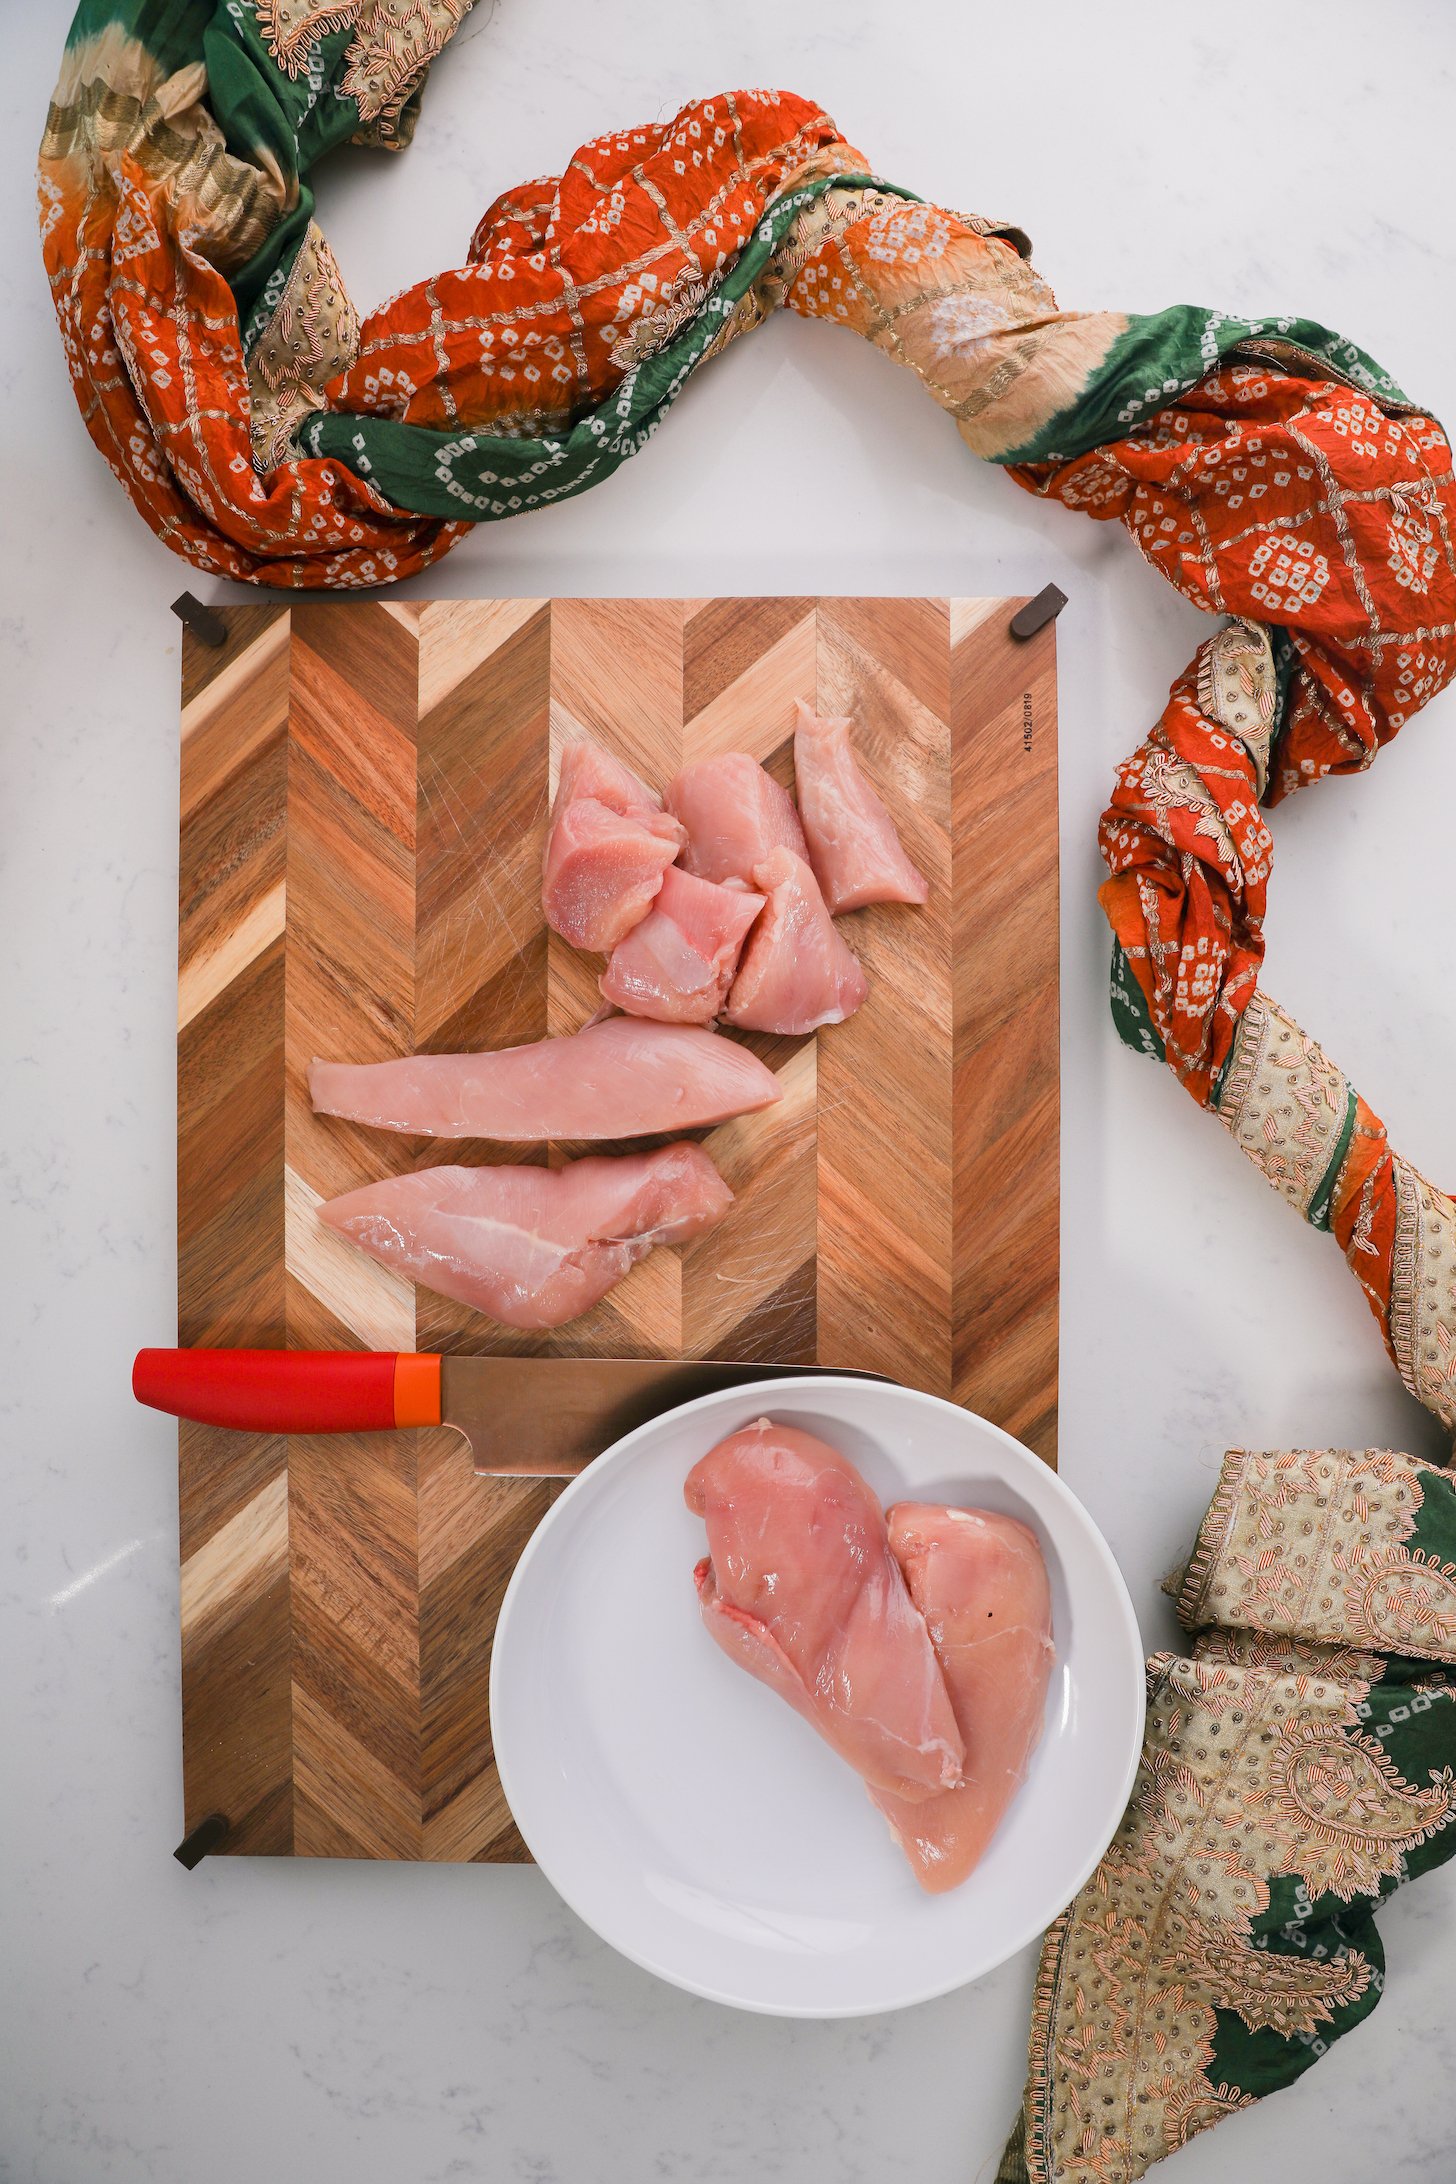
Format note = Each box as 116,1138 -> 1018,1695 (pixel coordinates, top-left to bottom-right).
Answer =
39,7 -> 1456,2178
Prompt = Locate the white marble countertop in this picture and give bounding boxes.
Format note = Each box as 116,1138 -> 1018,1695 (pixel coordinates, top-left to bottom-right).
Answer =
6,2 -> 1456,2178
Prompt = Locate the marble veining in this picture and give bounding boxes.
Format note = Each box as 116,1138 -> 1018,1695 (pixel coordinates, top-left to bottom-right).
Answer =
4,2 -> 1455,2178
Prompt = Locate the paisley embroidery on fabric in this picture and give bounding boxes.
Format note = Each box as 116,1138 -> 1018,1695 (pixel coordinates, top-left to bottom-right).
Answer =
341,0 -> 472,133
1257,1721 -> 1456,1902
1216,995 -> 1354,1222
1159,2080 -> 1254,2156
1348,1546 -> 1456,1659
1191,1628 -> 1388,1684
1176,1445 -> 1456,1660
1390,1159 -> 1456,1427
1013,1444 -> 1456,2183
1176,1446 -> 1429,1640
253,0 -> 357,73
1025,1778 -> 1374,2182
1195,617 -> 1277,796
1126,743 -> 1239,878
607,271 -> 717,375
254,0 -> 473,135
1171,1900 -> 1372,2037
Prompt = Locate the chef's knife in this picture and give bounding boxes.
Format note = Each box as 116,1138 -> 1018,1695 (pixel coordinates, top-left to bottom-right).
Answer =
132,1349 -> 883,1478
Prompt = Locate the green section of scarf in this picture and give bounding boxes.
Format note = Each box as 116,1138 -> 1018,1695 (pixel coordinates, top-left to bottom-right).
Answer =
1000,307 -> 1411,465
59,4 -> 1412,528
297,173 -> 918,518
66,0 -> 418,331
301,284 -> 1414,523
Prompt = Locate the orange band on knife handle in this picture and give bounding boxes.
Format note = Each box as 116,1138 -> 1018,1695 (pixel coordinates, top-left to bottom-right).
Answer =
393,1350 -> 442,1428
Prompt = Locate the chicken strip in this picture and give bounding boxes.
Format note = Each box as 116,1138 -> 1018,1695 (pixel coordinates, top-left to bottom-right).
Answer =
309,1016 -> 781,1141
552,736 -> 673,824
792,701 -> 929,913
320,1142 -> 731,1330
541,794 -> 683,952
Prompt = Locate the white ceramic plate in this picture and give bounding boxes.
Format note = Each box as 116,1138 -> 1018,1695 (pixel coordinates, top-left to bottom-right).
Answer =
490,1377 -> 1144,2017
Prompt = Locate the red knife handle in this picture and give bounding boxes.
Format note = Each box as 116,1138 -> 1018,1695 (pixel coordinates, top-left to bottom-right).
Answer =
132,1349 -> 442,1433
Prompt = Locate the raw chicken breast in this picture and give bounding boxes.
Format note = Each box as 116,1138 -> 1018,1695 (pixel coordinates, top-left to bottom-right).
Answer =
309,1016 -> 781,1141
665,753 -> 807,886
320,1142 -> 731,1331
793,701 -> 929,913
685,1421 -> 965,1802
871,1505 -> 1055,1892
553,736 -> 669,823
722,849 -> 867,1035
541,794 -> 683,952
599,866 -> 765,1024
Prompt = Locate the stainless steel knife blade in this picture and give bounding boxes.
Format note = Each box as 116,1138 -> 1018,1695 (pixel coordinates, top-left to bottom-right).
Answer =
440,1355 -> 887,1476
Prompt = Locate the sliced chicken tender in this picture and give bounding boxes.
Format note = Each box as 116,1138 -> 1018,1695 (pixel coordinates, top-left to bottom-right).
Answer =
793,700 -> 929,913
722,849 -> 866,1034
600,865 -> 765,1023
553,736 -> 676,826
308,1016 -> 781,1141
665,752 -> 807,886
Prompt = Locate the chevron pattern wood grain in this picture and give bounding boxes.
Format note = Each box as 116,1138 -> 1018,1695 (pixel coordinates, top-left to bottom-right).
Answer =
175,597 -> 1058,1863
179,606 -> 292,1855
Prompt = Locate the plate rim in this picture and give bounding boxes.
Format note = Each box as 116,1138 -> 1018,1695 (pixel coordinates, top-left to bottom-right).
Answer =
490,1373 -> 1146,2018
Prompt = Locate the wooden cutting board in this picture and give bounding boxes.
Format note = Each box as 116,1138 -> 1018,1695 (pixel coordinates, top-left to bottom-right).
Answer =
175,596 -> 1058,1861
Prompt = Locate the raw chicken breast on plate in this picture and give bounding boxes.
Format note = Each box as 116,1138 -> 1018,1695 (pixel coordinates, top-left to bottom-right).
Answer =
722,849 -> 867,1035
665,753 -> 807,886
308,1016 -> 781,1141
599,865 -> 764,1024
321,1142 -> 731,1330
792,700 -> 929,914
685,1421 -> 965,1802
871,1505 -> 1055,1892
